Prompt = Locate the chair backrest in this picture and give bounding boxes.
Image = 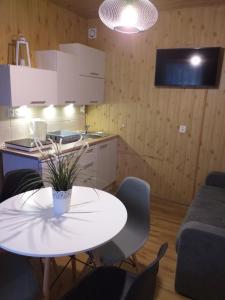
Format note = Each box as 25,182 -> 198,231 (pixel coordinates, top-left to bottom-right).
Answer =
60,243 -> 168,300
0,252 -> 40,300
125,242 -> 168,300
0,169 -> 43,203
116,176 -> 150,239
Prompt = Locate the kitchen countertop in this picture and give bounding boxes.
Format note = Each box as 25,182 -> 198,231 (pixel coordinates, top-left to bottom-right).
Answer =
0,135 -> 118,161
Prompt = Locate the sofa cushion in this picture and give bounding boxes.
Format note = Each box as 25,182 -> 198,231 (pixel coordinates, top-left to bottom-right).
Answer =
176,185 -> 225,249
205,172 -> 225,188
183,185 -> 225,229
175,176 -> 225,300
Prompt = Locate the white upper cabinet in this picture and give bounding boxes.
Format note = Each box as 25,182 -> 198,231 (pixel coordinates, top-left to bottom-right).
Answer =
78,76 -> 104,105
0,65 -> 57,107
59,43 -> 106,78
36,50 -> 79,105
36,45 -> 106,106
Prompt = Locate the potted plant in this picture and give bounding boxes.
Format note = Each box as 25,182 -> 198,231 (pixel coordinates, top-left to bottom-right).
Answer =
35,136 -> 89,216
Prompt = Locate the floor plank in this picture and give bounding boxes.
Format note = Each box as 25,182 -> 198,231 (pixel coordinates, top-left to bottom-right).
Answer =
35,196 -> 189,300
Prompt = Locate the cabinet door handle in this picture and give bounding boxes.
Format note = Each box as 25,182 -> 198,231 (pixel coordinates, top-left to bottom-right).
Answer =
65,100 -> 77,104
83,162 -> 94,169
100,144 -> 108,149
90,100 -> 98,104
90,72 -> 99,76
30,101 -> 46,104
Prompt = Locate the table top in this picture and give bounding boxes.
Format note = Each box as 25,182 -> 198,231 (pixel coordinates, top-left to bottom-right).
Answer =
0,186 -> 127,257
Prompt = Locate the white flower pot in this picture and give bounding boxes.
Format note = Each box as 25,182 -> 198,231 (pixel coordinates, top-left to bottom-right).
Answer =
52,189 -> 72,217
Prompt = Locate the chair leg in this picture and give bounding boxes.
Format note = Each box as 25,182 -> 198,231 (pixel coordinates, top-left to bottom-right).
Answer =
132,254 -> 140,273
43,258 -> 51,300
51,258 -> 58,274
79,256 -> 91,279
70,255 -> 76,279
79,253 -> 97,279
92,252 -> 102,267
40,258 -> 44,274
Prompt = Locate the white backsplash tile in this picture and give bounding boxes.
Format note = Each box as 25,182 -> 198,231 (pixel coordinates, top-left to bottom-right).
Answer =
11,125 -> 30,140
0,119 -> 10,128
47,121 -> 62,132
0,125 -> 11,146
0,106 -> 85,143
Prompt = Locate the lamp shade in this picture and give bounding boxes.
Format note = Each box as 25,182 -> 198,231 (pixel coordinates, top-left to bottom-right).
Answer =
98,0 -> 158,34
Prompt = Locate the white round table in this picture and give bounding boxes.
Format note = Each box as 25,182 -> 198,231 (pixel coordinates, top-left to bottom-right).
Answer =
0,186 -> 127,298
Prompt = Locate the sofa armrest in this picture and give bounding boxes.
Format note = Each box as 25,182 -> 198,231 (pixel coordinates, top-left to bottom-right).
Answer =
205,171 -> 225,188
175,221 -> 225,300
178,221 -> 225,240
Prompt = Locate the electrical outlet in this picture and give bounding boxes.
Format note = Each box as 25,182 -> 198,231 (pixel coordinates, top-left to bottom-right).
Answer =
8,108 -> 16,118
88,28 -> 97,39
179,125 -> 187,134
80,105 -> 86,114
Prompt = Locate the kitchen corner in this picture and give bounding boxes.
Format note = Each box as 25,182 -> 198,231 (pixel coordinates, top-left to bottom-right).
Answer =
0,105 -> 85,146
1,133 -> 118,191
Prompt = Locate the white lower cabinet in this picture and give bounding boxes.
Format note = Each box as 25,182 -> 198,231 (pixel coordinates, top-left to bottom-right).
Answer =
1,138 -> 117,189
74,146 -> 97,188
96,139 -> 117,189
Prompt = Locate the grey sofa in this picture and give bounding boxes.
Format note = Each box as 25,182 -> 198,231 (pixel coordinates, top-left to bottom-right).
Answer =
175,172 -> 225,300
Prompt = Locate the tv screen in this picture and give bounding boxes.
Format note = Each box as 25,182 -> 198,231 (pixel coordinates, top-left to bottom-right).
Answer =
155,47 -> 223,88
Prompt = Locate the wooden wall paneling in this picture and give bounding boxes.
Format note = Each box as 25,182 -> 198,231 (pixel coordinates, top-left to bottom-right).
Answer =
123,41 -> 138,149
194,5 -> 225,190
87,4 -> 225,204
29,0 -> 50,57
0,0 -> 88,66
0,1 -> 15,64
133,36 -> 150,156
195,90 -> 225,190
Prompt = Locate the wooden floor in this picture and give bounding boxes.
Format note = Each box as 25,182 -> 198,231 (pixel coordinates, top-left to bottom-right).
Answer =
36,197 -> 190,300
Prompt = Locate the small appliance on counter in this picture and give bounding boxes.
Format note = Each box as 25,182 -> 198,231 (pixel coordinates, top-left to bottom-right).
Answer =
29,118 -> 47,141
47,130 -> 82,144
5,138 -> 52,152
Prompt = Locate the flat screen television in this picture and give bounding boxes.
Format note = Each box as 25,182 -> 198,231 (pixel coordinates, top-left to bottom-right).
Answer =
155,47 -> 223,88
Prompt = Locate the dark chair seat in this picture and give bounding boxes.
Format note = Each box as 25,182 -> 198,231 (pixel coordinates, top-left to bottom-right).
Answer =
0,169 -> 43,299
0,252 -> 40,300
61,243 -> 168,300
0,169 -> 43,203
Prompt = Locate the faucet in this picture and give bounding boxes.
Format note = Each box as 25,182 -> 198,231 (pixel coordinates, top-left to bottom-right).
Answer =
84,124 -> 90,134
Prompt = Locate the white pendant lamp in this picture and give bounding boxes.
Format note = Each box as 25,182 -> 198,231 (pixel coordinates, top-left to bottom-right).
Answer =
98,0 -> 158,34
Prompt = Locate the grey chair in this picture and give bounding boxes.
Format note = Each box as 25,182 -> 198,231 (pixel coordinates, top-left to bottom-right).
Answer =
61,242 -> 168,300
90,176 -> 150,268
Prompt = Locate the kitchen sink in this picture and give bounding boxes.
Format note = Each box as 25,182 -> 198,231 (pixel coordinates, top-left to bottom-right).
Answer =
81,131 -> 108,139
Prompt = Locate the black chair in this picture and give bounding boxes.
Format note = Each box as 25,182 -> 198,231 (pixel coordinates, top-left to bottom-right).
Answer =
0,169 -> 43,203
0,252 -> 40,300
61,242 -> 168,300
0,169 -> 43,299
